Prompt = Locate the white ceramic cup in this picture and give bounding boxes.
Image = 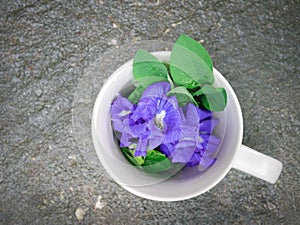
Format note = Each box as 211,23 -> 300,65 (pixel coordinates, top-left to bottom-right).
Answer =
91,51 -> 282,201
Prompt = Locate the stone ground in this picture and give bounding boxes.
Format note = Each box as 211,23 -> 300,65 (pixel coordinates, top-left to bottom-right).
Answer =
1,0 -> 299,224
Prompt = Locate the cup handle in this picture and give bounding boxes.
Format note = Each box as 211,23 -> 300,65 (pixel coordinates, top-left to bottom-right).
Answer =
232,145 -> 283,184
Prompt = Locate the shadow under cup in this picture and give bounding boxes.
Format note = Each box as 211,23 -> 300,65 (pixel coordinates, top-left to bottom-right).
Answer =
92,52 -> 243,201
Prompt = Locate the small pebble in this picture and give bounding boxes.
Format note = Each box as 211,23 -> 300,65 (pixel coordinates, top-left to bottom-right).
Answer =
59,191 -> 65,201
95,196 -> 106,209
171,21 -> 182,27
75,208 -> 86,222
267,201 -> 276,210
110,39 -> 117,46
34,88 -> 43,97
68,155 -> 78,166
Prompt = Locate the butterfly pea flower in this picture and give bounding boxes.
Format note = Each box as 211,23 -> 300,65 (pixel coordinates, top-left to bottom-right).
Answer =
111,82 -> 182,157
160,103 -> 220,169
111,82 -> 221,169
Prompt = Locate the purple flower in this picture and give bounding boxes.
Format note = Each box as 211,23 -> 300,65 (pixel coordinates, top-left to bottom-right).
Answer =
160,103 -> 220,170
111,82 -> 181,157
111,82 -> 221,170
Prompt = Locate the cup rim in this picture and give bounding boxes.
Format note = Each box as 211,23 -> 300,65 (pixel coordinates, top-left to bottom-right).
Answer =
91,51 -> 243,201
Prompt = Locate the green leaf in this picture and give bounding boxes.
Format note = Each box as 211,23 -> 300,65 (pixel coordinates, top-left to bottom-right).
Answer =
120,147 -> 144,167
142,150 -> 172,173
167,86 -> 198,107
133,49 -> 169,81
192,87 -> 205,96
169,34 -> 214,88
135,76 -> 169,88
194,85 -> 227,112
128,85 -> 145,104
121,148 -> 173,174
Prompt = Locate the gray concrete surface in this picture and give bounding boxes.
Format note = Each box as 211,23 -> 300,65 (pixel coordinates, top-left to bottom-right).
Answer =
1,0 -> 299,224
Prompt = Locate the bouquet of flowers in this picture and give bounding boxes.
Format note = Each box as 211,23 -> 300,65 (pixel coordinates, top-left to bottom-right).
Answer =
110,35 -> 227,174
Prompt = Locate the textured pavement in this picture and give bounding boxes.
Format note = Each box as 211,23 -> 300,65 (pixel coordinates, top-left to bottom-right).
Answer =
1,0 -> 299,224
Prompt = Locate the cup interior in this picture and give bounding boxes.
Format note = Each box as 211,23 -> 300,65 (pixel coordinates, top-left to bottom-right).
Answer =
92,51 -> 243,201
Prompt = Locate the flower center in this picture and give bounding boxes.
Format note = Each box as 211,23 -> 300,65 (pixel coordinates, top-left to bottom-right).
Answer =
197,135 -> 204,143
154,110 -> 166,129
118,110 -> 131,117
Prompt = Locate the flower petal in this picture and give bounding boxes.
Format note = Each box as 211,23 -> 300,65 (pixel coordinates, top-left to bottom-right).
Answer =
134,138 -> 148,156
183,103 -> 200,126
147,120 -> 165,149
180,124 -> 197,139
112,118 -> 125,133
141,82 -> 171,99
197,107 -> 212,121
198,156 -> 217,171
203,136 -> 221,157
176,139 -> 196,148
120,133 -> 134,147
129,121 -> 148,137
171,140 -> 196,163
159,143 -> 175,157
131,97 -> 157,121
164,129 -> 181,144
165,95 -> 180,111
207,135 -> 221,145
185,152 -> 201,167
196,134 -> 210,150
111,94 -> 134,119
199,119 -> 219,134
